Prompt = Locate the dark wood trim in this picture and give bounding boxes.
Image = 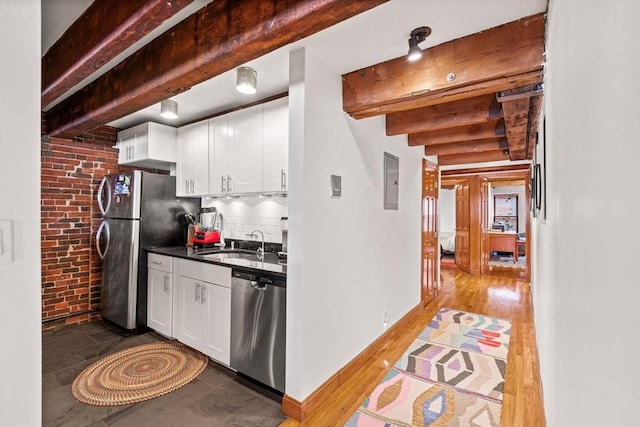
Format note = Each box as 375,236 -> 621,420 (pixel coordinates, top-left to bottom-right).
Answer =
282,302 -> 424,422
342,13 -> 545,119
42,0 -> 195,108
46,0 -> 388,138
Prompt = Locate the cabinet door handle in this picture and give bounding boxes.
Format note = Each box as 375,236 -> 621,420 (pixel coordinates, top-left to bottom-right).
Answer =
281,169 -> 287,190
184,179 -> 189,194
151,260 -> 162,265
227,175 -> 232,192
190,179 -> 195,194
195,283 -> 200,301
221,176 -> 226,193
201,285 -> 207,304
163,275 -> 169,292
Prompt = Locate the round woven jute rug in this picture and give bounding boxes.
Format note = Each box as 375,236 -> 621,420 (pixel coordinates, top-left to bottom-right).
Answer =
72,341 -> 208,406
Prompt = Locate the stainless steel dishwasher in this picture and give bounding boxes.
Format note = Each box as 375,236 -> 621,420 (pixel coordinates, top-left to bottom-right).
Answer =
230,269 -> 286,392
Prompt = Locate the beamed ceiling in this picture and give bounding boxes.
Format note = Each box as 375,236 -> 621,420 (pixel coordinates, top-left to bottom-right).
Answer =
342,13 -> 545,165
42,0 -> 545,167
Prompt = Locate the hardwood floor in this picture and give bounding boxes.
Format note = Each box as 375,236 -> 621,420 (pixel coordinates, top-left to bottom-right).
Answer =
280,268 -> 545,427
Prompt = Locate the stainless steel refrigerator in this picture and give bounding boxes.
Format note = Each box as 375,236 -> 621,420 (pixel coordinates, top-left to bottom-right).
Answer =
96,171 -> 199,330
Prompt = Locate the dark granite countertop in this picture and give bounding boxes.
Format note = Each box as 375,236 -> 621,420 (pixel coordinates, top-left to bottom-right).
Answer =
147,246 -> 287,279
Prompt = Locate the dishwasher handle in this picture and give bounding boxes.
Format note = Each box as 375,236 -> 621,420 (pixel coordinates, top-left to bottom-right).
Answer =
250,280 -> 267,291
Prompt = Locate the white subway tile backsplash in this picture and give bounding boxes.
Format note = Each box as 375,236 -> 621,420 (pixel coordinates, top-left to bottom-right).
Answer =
202,195 -> 288,244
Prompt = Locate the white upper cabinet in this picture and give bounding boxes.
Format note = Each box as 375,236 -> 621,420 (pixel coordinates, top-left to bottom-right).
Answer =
177,97 -> 288,197
262,97 -> 289,192
176,121 -> 209,196
209,104 -> 263,195
117,122 -> 176,170
229,105 -> 263,194
209,117 -> 230,195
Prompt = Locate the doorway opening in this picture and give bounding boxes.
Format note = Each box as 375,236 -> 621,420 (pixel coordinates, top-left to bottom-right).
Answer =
439,166 -> 531,280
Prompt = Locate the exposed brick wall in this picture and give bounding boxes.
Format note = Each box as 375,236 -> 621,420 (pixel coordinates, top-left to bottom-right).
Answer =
41,124 -> 120,330
41,117 -> 166,331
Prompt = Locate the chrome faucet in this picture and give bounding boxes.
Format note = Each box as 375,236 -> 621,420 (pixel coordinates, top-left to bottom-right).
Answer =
246,229 -> 265,260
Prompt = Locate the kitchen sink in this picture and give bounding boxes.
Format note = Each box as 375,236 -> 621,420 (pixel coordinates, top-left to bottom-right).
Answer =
193,248 -> 256,256
198,252 -> 255,261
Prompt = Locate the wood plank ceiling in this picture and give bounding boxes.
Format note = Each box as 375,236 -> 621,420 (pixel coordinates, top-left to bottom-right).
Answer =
342,13 -> 545,166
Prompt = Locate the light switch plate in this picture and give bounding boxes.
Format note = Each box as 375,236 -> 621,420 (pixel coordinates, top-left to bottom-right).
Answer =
330,175 -> 342,198
0,219 -> 14,264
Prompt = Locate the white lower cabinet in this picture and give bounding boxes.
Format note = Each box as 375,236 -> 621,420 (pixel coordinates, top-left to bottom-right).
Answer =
147,254 -> 174,337
173,259 -> 231,365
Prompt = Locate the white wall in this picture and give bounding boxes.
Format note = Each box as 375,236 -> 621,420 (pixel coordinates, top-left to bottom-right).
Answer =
286,47 -> 423,400
534,1 -> 640,425
439,188 -> 455,232
0,1 -> 42,426
492,185 -> 526,233
203,196 -> 287,243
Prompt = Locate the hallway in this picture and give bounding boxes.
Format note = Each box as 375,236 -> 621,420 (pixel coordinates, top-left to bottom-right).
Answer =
281,269 -> 545,426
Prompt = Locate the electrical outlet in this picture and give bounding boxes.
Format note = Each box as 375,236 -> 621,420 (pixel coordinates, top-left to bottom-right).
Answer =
383,310 -> 389,330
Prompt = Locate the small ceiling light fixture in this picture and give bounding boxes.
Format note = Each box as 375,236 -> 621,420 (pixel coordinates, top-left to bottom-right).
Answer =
160,99 -> 178,119
407,26 -> 432,62
236,66 -> 257,94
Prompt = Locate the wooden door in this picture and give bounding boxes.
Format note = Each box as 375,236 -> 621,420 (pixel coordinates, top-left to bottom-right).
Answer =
455,180 -> 471,273
480,178 -> 491,274
421,160 -> 438,306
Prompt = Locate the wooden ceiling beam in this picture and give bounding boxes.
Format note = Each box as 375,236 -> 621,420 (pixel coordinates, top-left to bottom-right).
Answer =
42,0 -> 195,109
437,150 -> 511,166
502,98 -> 531,160
526,95 -> 544,159
408,119 -> 505,146
348,71 -> 542,120
424,138 -> 507,156
343,13 -> 545,119
386,94 -> 501,136
496,83 -> 544,102
45,0 -> 388,138
441,164 -> 530,177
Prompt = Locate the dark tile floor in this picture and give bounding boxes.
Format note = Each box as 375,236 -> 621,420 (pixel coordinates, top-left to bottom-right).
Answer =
42,321 -> 285,427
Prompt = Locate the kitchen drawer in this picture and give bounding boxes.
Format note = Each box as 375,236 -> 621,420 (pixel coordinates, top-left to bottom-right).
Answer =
176,258 -> 231,288
202,263 -> 231,288
148,253 -> 173,273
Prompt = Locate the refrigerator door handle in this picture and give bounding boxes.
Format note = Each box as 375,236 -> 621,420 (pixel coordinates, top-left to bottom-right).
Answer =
97,176 -> 112,216
96,221 -> 110,260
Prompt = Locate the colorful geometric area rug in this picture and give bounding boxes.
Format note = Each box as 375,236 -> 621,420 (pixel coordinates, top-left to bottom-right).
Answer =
345,308 -> 511,426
